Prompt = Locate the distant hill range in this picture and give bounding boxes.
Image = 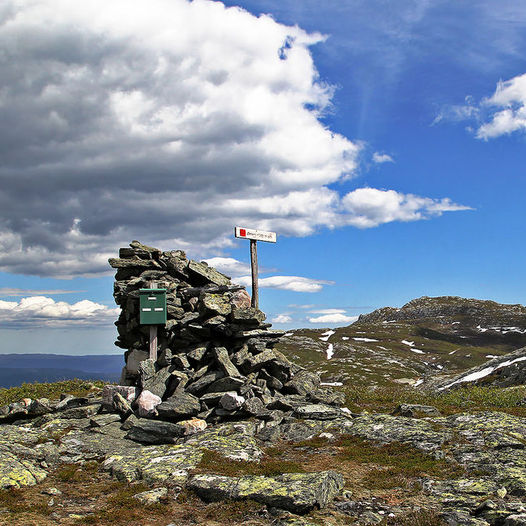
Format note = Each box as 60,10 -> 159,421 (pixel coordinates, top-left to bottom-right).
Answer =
276,296 -> 526,388
0,354 -> 123,388
4,296 -> 525,390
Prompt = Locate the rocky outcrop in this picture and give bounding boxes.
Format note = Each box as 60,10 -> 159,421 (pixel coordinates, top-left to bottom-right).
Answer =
358,296 -> 526,328
435,347 -> 526,390
0,386 -> 526,523
108,241 -> 342,426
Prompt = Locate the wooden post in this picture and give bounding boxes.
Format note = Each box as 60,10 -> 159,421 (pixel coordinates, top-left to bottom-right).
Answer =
250,239 -> 258,309
149,325 -> 158,362
149,280 -> 158,361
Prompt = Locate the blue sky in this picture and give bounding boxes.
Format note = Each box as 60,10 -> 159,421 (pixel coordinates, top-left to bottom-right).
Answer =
1,0 -> 526,354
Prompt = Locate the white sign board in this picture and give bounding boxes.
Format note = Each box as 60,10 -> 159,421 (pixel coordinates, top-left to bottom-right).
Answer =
234,227 -> 277,243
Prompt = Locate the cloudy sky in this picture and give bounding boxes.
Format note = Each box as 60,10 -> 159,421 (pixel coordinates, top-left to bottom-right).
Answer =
1,0 -> 526,354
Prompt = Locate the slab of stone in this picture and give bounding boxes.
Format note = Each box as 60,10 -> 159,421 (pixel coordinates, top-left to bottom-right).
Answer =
284,370 -> 320,396
109,257 -> 160,269
104,444 -> 203,485
230,290 -> 251,309
201,293 -> 232,316
186,371 -> 225,395
182,423 -> 262,461
156,393 -> 201,421
205,376 -> 245,394
125,419 -> 187,444
293,404 -> 346,421
187,344 -> 209,363
176,417 -> 207,436
230,308 -> 266,325
187,470 -> 344,513
60,404 -> 100,420
113,392 -> 133,417
0,451 -> 48,489
28,398 -> 53,416
140,361 -> 172,399
213,347 -> 240,377
187,260 -> 231,286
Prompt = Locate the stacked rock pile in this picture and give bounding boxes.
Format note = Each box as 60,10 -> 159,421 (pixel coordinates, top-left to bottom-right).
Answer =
108,241 -> 344,428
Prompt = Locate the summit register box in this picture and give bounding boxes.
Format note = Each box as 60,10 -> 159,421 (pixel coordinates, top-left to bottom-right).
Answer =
139,289 -> 167,325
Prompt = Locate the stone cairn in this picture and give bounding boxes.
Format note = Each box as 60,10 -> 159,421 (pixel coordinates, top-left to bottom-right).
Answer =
107,241 -> 343,429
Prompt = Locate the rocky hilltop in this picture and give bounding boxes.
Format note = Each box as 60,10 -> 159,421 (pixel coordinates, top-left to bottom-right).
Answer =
1,259 -> 526,524
276,296 -> 526,388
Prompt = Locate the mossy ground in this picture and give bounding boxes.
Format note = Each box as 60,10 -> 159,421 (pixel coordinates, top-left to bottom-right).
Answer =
0,438 -> 450,525
0,379 -> 106,406
342,383 -> 526,416
0,378 -> 524,524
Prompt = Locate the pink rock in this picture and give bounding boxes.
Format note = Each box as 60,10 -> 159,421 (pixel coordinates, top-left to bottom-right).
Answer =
102,385 -> 137,411
177,417 -> 207,435
136,390 -> 161,417
21,398 -> 32,407
220,391 -> 245,410
231,289 -> 251,309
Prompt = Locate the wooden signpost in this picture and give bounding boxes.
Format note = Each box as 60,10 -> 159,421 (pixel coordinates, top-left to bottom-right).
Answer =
234,227 -> 277,309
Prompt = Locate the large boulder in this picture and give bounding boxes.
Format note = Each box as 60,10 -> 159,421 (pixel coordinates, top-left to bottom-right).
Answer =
187,471 -> 344,513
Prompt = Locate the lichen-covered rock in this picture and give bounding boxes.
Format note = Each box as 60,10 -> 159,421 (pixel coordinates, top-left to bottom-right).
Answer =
284,370 -> 320,396
182,422 -> 262,461
104,444 -> 203,485
156,392 -> 201,420
392,404 -> 441,418
125,420 -> 187,444
0,452 -> 48,489
344,413 -> 451,453
187,260 -> 231,286
132,487 -> 168,505
505,514 -> 526,526
201,293 -> 232,316
293,404 -> 347,421
187,470 -> 344,513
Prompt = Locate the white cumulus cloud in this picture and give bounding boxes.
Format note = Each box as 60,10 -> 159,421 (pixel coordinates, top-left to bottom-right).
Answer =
372,152 -> 394,164
0,296 -> 119,328
309,308 -> 347,314
341,188 -> 472,228
271,314 -> 293,324
235,275 -> 333,293
476,73 -> 526,139
308,313 -> 359,324
0,0 -> 468,277
202,257 -> 250,277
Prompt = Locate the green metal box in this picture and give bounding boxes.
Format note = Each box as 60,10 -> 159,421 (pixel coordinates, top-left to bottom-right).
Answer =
139,288 -> 167,325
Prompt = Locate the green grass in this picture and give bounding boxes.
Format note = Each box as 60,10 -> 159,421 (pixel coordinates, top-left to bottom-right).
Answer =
343,384 -> 526,416
0,379 -> 106,406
